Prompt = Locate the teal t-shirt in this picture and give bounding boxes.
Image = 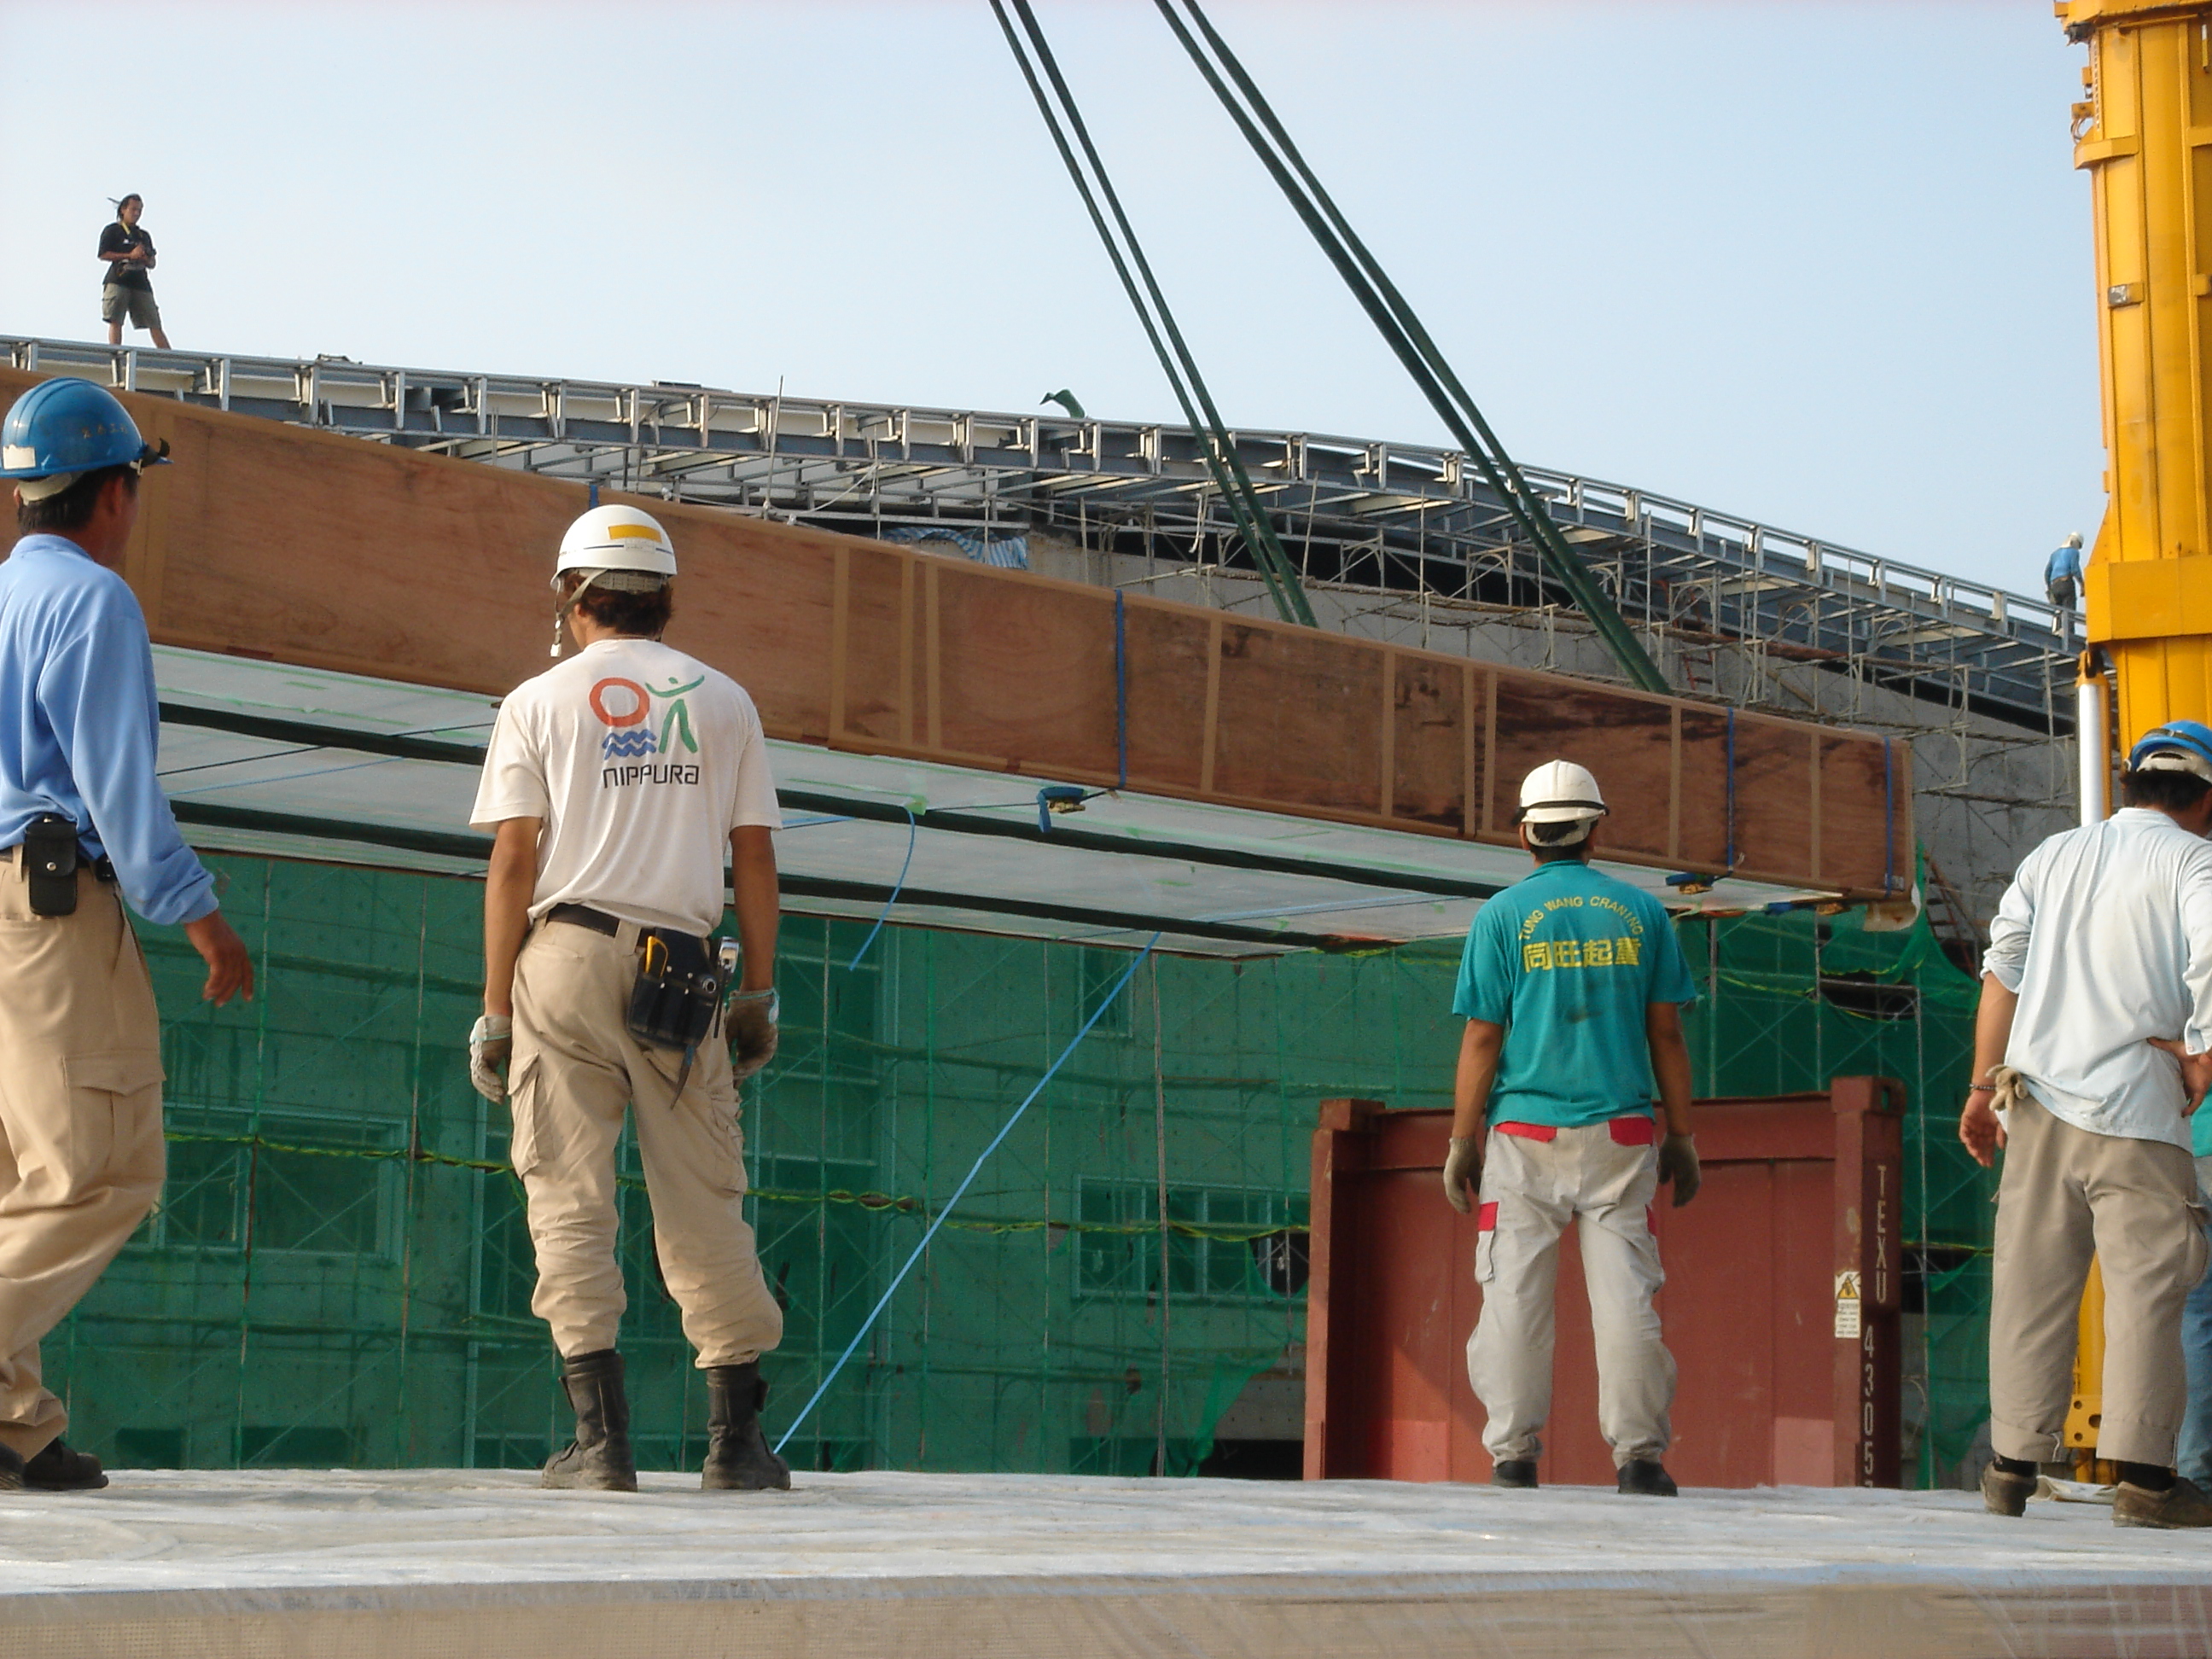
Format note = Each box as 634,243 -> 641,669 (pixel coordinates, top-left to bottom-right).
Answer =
1452,859 -> 1699,1128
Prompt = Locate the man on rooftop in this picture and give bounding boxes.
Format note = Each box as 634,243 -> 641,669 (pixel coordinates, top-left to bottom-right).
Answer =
98,195 -> 169,351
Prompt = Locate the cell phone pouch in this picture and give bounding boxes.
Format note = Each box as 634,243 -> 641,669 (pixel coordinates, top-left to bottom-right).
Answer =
21,815 -> 79,917
626,927 -> 725,1052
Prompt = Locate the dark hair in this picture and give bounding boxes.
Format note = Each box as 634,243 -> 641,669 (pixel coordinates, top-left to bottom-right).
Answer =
1525,818 -> 1593,863
2122,767 -> 2212,813
116,194 -> 142,214
561,572 -> 672,638
15,464 -> 137,534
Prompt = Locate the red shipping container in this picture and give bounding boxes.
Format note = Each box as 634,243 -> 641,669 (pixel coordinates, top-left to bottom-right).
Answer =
1303,1079 -> 1904,1488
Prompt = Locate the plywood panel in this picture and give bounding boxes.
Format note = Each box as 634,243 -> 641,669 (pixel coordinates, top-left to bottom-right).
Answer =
1211,623 -> 1385,813
1820,731 -> 1905,896
1392,656 -> 1470,830
1676,709 -> 1735,872
1119,600 -> 1212,793
1493,677 -> 1675,862
0,367 -> 1908,899
930,564 -> 1118,778
673,517 -> 839,744
1729,716 -> 1816,885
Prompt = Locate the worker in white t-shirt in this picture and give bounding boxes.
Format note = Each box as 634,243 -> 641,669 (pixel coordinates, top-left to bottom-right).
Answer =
467,504 -> 789,1493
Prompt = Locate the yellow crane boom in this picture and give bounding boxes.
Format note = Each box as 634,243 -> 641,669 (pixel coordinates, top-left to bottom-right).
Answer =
2059,0 -> 2212,1473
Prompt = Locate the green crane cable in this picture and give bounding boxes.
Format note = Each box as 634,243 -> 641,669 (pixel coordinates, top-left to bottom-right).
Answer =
1153,0 -> 1671,694
991,0 -> 1318,627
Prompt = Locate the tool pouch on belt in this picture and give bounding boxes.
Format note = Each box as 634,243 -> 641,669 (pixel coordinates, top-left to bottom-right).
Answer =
21,814 -> 80,917
625,928 -> 727,1053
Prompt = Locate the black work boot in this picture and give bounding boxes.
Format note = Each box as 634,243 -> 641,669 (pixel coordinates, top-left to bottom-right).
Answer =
542,1348 -> 637,1492
1980,1459 -> 2035,1517
1490,1459 -> 1539,1489
0,1442 -> 22,1492
1617,1458 -> 1679,1497
701,1362 -> 791,1491
23,1440 -> 105,1491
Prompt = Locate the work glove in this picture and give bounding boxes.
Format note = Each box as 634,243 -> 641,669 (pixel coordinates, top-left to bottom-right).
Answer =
469,1014 -> 511,1103
1442,1134 -> 1482,1214
1658,1132 -> 1701,1208
729,988 -> 780,1081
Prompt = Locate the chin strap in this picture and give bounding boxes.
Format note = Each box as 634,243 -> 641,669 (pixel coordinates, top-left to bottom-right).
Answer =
550,573 -> 605,658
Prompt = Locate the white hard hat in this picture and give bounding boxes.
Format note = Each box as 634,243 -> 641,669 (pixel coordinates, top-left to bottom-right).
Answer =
556,504 -> 677,579
1516,760 -> 1608,825
2065,531 -> 2083,548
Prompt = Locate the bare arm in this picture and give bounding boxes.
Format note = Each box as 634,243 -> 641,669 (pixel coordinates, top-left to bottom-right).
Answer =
729,824 -> 779,990
1451,1018 -> 1505,1140
481,817 -> 540,1016
1959,973 -> 2019,1167
1645,1001 -> 1693,1135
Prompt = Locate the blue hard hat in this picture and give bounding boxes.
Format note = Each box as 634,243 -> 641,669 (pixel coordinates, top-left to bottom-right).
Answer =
2126,720 -> 2212,775
0,377 -> 166,480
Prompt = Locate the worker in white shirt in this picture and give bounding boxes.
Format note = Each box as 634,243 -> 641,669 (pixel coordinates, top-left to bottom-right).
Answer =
468,504 -> 788,1493
1963,720 -> 2212,1529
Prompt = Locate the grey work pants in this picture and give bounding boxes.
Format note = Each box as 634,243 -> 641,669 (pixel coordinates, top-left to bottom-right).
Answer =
1988,1088 -> 2208,1467
0,861 -> 165,1461
509,919 -> 783,1367
1466,1118 -> 1674,1469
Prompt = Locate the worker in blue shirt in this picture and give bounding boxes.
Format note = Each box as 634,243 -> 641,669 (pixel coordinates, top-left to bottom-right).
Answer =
2046,532 -> 2084,610
0,377 -> 253,1493
1442,760 -> 1700,1496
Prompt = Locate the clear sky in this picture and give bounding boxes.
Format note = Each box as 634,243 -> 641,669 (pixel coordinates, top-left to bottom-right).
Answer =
0,1 -> 2095,596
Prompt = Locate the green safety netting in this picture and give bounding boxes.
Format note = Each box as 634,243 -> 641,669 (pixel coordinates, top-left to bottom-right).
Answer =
49,853 -> 1984,1485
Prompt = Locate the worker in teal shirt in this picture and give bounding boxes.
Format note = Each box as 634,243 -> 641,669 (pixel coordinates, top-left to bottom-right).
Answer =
2178,1103 -> 2212,1487
0,378 -> 253,1495
1442,760 -> 1700,1496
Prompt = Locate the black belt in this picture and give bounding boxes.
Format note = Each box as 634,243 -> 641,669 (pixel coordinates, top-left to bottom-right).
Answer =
0,845 -> 116,882
546,903 -> 621,936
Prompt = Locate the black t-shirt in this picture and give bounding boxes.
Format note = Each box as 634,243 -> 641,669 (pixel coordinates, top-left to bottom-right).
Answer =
98,221 -> 154,291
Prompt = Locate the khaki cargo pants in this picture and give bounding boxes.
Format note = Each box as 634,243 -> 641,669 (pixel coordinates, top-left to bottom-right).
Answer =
509,918 -> 783,1367
0,860 -> 165,1462
1467,1116 -> 1674,1469
1989,1087 -> 2207,1467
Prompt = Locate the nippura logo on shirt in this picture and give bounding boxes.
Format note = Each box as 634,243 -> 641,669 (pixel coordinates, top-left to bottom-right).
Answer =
589,675 -> 703,789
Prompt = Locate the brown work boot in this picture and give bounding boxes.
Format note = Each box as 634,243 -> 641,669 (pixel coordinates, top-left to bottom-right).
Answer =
2114,1476 -> 2212,1528
542,1348 -> 637,1492
23,1440 -> 105,1491
1980,1460 -> 2034,1517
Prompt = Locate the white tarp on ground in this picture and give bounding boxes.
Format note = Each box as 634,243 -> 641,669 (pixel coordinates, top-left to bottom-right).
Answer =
0,1466 -> 2196,1590
0,1470 -> 2205,1658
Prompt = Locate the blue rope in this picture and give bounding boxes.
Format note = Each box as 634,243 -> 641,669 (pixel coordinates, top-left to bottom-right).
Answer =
844,806 -> 917,970
1724,707 -> 1737,872
773,934 -> 1161,1453
1115,590 -> 1129,791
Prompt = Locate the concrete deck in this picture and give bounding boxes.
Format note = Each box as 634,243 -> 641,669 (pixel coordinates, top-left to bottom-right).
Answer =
0,1470 -> 2206,1656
